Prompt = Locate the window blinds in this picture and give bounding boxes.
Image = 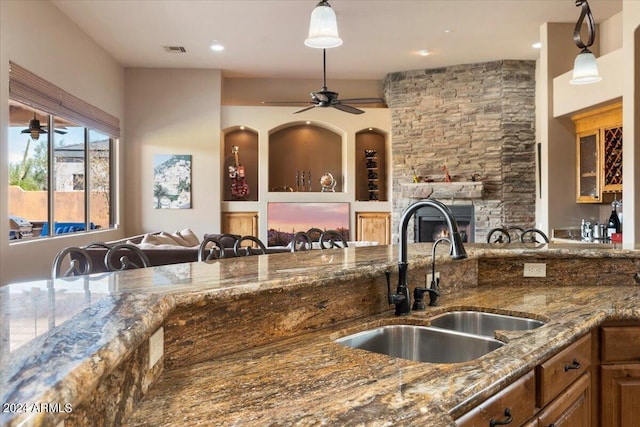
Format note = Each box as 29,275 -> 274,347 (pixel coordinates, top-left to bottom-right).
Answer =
9,61 -> 120,138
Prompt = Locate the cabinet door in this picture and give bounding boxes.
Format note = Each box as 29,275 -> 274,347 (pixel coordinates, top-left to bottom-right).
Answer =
355,212 -> 390,245
221,212 -> 258,237
576,131 -> 601,203
600,364 -> 640,427
534,373 -> 591,427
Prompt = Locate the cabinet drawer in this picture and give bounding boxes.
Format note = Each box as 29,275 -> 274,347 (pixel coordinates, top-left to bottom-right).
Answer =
601,326 -> 640,363
456,370 -> 536,427
536,333 -> 591,407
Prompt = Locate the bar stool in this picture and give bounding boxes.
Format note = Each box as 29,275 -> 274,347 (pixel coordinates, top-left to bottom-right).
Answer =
198,236 -> 226,261
52,247 -> 93,278
233,236 -> 267,256
105,243 -> 151,271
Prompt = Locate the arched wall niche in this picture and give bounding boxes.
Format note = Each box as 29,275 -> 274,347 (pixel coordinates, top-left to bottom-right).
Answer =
222,126 -> 259,201
268,121 -> 344,192
355,128 -> 388,201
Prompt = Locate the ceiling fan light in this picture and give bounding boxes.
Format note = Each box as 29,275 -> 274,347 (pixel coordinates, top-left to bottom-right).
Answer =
304,1 -> 343,49
20,114 -> 48,140
570,48 -> 602,85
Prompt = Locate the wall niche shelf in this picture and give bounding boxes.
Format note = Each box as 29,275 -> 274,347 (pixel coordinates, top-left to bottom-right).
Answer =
356,129 -> 387,201
223,127 -> 259,202
268,124 -> 343,193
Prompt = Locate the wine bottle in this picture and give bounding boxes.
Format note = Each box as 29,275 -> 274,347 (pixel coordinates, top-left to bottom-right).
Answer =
607,205 -> 621,240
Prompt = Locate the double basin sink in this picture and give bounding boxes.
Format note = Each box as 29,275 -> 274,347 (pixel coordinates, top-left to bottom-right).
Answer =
335,311 -> 545,364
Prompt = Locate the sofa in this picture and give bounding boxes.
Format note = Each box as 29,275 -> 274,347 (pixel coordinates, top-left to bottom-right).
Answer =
80,230 -> 291,273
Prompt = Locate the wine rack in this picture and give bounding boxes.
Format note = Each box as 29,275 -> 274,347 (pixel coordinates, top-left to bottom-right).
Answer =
365,149 -> 379,201
603,126 -> 622,192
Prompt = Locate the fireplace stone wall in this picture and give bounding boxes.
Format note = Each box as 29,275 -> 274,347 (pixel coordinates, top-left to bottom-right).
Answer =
383,60 -> 536,243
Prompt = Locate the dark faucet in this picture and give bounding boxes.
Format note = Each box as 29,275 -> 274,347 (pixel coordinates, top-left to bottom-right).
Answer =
389,199 -> 467,315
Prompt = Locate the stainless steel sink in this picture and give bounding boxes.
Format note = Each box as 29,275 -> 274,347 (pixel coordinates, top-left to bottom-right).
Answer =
335,324 -> 504,363
429,310 -> 545,337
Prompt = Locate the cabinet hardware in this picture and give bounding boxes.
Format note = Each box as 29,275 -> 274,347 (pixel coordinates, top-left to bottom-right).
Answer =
489,407 -> 512,426
564,358 -> 581,372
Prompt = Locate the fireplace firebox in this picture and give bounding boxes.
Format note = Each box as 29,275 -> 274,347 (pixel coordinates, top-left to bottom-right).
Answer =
415,204 -> 474,243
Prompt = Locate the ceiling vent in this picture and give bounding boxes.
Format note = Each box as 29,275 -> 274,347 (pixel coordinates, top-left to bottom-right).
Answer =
164,46 -> 187,53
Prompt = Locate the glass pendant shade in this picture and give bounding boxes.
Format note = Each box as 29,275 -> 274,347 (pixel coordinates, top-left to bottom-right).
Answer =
570,48 -> 602,85
304,1 -> 343,49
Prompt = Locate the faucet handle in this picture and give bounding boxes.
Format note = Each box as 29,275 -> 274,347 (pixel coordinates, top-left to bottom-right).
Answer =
412,287 -> 439,310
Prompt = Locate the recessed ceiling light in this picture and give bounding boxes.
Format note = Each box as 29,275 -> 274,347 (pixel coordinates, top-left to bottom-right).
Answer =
306,121 -> 311,125
240,125 -> 245,130
418,49 -> 431,57
444,29 -> 452,34
210,41 -> 225,52
532,42 -> 542,49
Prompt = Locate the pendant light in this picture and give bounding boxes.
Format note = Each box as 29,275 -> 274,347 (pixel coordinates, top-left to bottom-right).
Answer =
304,1 -> 343,49
570,0 -> 601,85
21,112 -> 48,140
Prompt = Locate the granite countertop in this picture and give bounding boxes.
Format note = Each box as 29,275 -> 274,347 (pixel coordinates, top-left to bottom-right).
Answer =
124,285 -> 640,426
1,242 -> 639,426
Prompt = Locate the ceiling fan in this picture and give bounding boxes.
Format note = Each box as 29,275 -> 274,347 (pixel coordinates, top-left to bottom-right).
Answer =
21,112 -> 68,140
263,49 -> 385,115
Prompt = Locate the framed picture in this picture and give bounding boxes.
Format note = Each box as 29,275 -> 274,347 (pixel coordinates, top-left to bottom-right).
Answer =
267,202 -> 349,247
153,154 -> 192,209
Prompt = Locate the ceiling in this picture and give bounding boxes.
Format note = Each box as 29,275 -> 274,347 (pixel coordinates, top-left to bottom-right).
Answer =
51,0 -> 622,81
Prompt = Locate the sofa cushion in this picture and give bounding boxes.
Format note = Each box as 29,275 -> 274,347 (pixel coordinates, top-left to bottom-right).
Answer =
142,233 -> 183,246
161,231 -> 192,246
176,228 -> 200,247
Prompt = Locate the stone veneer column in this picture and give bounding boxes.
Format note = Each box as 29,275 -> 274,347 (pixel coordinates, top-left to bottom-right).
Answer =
383,60 -> 536,243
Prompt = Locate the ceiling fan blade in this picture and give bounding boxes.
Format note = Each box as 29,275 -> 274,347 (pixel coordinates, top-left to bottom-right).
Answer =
338,97 -> 385,104
294,105 -> 317,114
333,104 -> 365,115
262,101 -> 313,105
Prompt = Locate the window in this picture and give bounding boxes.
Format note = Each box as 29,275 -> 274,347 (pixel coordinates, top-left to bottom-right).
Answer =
8,62 -> 119,241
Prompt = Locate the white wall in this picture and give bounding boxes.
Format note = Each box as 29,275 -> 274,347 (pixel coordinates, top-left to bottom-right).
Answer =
622,0 -> 640,247
124,68 -> 222,239
0,0 -> 125,284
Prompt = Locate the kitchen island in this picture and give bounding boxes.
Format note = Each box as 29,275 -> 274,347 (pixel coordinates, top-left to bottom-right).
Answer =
1,243 -> 639,426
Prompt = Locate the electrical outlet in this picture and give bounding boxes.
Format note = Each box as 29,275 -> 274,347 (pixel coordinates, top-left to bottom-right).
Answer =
523,263 -> 547,278
426,272 -> 440,286
148,327 -> 164,369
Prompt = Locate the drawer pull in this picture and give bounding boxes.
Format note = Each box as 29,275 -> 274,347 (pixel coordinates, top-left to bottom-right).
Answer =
564,358 -> 581,372
489,408 -> 513,426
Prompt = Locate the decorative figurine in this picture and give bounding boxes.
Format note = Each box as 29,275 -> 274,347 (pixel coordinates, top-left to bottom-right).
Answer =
320,173 -> 336,192
442,165 -> 452,183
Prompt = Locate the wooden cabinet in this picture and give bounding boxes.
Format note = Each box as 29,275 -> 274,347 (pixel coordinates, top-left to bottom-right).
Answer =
572,102 -> 622,203
600,325 -> 640,426
530,373 -> 591,427
221,212 -> 258,237
355,212 -> 391,245
600,365 -> 640,427
536,333 -> 591,408
456,333 -> 592,427
456,371 -> 536,427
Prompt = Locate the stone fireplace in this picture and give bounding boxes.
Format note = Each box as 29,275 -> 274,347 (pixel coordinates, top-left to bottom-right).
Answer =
416,204 -> 475,243
383,60 -> 537,243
